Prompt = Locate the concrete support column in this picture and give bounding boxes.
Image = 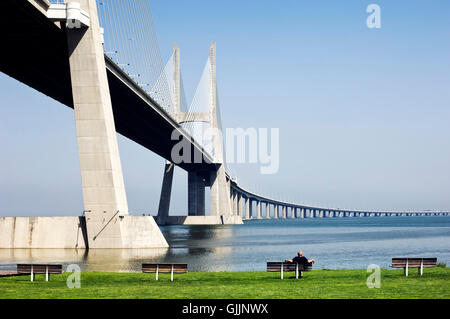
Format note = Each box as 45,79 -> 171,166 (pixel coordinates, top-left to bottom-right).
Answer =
64,0 -> 168,248
300,208 -> 305,219
244,197 -> 249,219
265,203 -> 270,219
157,162 -> 174,225
282,206 -> 287,219
291,207 -> 296,218
274,205 -> 279,219
256,201 -> 262,219
67,0 -> 127,248
209,166 -> 232,217
208,44 -> 233,219
188,172 -> 205,216
248,199 -> 253,219
237,193 -> 242,217
231,191 -> 237,216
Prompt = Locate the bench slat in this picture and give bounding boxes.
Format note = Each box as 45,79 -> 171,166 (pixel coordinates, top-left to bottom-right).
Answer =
17,264 -> 63,274
266,262 -> 312,272
142,263 -> 188,274
391,258 -> 437,268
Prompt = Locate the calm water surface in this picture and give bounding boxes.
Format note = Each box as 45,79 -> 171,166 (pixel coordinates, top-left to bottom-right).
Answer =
0,216 -> 449,272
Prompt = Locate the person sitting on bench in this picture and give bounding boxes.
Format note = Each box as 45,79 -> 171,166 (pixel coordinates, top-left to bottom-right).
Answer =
285,250 -> 315,265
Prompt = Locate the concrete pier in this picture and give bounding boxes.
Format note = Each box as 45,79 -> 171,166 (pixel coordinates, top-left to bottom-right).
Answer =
291,207 -> 296,218
238,194 -> 243,217
257,201 -> 262,219
51,0 -> 167,248
188,172 -> 205,216
156,162 -> 174,225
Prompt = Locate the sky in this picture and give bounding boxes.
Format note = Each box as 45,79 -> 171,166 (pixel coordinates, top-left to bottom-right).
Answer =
1,0 -> 449,217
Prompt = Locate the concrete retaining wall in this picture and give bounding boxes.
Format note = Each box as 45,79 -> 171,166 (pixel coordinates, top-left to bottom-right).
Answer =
0,217 -> 87,249
0,216 -> 169,249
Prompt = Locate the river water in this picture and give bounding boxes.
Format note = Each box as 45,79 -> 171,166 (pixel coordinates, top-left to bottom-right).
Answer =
0,216 -> 449,272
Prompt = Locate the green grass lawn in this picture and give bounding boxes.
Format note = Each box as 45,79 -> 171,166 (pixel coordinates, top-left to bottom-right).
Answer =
0,268 -> 449,299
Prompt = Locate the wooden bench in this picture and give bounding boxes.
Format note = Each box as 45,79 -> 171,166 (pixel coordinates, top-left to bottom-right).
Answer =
391,258 -> 437,276
267,262 -> 312,279
17,264 -> 63,282
142,263 -> 188,281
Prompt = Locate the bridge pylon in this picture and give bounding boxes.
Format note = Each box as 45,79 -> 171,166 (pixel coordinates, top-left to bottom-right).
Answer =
65,0 -> 167,248
156,43 -> 241,225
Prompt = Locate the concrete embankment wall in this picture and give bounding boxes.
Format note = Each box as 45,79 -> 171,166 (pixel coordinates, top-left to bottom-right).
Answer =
0,217 -> 88,249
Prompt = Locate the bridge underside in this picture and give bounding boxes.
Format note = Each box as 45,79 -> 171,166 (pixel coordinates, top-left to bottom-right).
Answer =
0,0 -> 214,172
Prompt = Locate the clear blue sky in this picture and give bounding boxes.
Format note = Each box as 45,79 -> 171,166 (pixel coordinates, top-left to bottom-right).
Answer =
1,0 -> 449,216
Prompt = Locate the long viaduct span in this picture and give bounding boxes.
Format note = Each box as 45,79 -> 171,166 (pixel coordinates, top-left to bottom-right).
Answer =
0,0 -> 448,249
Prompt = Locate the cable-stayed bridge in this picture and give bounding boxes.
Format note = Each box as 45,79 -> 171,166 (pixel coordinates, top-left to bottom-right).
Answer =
0,0 -> 447,249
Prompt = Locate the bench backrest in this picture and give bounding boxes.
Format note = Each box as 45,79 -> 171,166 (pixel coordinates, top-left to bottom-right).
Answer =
142,264 -> 188,274
17,264 -> 63,274
267,262 -> 312,272
392,258 -> 437,267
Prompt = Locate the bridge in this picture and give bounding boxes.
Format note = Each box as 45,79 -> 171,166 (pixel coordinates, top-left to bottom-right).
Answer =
0,0 -> 448,249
